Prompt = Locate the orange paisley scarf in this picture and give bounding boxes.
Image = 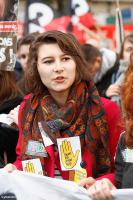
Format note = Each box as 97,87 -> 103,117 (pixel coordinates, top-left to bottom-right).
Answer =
20,81 -> 111,177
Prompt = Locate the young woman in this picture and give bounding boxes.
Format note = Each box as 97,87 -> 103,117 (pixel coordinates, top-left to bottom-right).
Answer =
4,30 -> 121,181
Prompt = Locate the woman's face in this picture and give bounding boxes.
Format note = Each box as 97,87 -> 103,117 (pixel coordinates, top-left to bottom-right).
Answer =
37,43 -> 76,95
123,41 -> 133,61
18,44 -> 30,71
90,56 -> 102,78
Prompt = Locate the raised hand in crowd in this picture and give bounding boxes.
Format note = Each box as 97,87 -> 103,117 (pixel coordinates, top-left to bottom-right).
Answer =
105,84 -> 121,98
7,105 -> 20,125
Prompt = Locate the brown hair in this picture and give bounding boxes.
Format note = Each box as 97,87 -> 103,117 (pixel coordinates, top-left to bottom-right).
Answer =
0,71 -> 21,104
17,32 -> 39,51
81,43 -> 102,64
121,51 -> 133,147
26,30 -> 91,94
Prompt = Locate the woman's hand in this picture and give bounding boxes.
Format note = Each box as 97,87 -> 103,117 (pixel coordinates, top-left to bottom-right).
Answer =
106,84 -> 120,97
78,177 -> 96,189
87,178 -> 116,200
7,105 -> 20,125
4,163 -> 17,173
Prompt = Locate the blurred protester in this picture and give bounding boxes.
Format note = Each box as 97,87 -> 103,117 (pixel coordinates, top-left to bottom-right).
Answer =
0,71 -> 22,167
79,51 -> 133,200
81,44 -> 102,79
81,44 -> 119,97
120,33 -> 133,61
17,32 -> 39,95
105,33 -> 133,105
14,60 -> 22,82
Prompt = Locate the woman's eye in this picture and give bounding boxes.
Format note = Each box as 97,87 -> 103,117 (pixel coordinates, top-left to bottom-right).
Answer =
44,60 -> 53,64
126,47 -> 133,52
62,57 -> 70,61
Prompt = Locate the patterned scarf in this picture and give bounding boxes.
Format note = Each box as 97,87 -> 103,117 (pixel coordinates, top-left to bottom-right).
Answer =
20,81 -> 111,177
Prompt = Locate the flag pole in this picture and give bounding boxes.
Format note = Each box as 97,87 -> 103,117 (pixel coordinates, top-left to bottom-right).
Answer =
116,0 -> 119,8
115,0 -> 124,53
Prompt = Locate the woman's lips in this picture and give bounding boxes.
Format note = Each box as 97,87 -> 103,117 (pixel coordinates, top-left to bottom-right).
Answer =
54,76 -> 65,83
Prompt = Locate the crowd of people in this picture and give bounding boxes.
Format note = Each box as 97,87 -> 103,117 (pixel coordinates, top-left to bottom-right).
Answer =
0,22 -> 133,199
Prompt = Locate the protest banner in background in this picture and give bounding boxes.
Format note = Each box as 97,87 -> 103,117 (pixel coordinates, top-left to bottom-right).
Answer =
25,0 -> 92,43
0,0 -> 18,71
26,0 -> 55,33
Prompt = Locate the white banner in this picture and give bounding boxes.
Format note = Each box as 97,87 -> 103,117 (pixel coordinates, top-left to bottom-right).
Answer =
0,169 -> 89,200
0,169 -> 133,200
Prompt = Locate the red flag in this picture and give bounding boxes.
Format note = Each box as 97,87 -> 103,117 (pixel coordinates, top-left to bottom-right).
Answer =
45,16 -> 71,33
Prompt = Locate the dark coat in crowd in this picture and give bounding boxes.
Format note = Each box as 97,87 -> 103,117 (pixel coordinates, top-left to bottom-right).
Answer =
96,60 -> 119,98
0,96 -> 22,167
115,132 -> 133,189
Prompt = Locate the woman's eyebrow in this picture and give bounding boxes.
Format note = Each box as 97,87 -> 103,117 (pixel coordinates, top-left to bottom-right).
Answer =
41,56 -> 53,61
40,53 -> 70,61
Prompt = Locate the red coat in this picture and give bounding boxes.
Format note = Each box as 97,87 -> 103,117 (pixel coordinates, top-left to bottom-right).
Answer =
14,95 -> 123,184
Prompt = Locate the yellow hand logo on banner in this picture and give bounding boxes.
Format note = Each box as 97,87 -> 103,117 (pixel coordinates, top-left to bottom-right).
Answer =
60,140 -> 80,169
24,161 -> 35,173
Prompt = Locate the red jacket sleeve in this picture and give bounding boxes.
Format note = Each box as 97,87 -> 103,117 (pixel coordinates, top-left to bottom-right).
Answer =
98,97 -> 124,185
96,173 -> 116,185
13,94 -> 31,170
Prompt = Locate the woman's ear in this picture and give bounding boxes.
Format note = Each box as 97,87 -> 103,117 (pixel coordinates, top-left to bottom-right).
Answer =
96,56 -> 102,65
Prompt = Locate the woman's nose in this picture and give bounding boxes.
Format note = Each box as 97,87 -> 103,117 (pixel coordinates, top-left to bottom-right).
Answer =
53,61 -> 64,72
